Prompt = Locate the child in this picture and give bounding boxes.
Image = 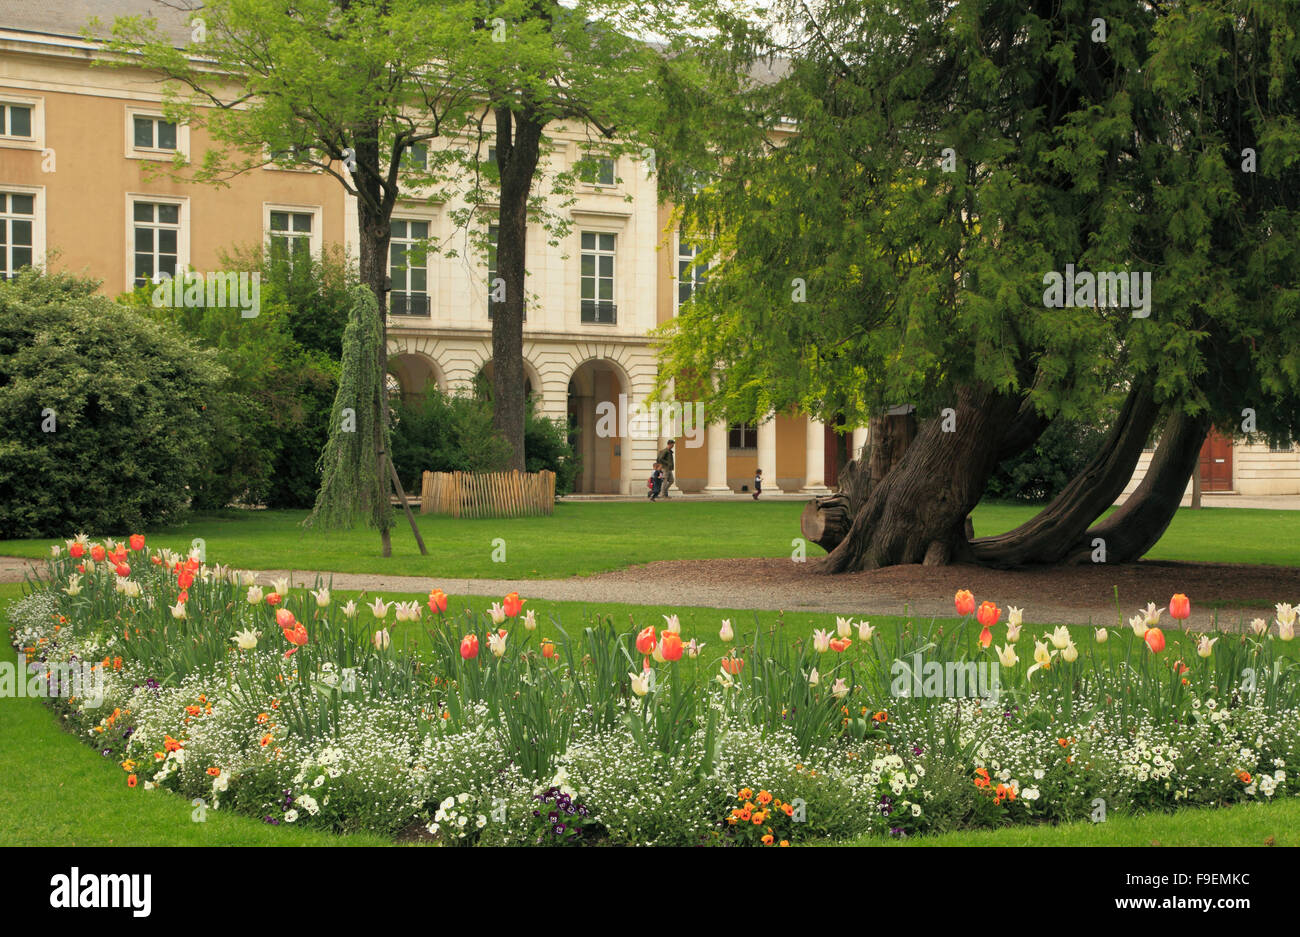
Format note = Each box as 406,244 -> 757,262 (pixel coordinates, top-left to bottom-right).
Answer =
752,468 -> 763,500
648,462 -> 665,501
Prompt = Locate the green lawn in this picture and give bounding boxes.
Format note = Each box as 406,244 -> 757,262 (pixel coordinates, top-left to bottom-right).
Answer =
1,500 -> 1296,580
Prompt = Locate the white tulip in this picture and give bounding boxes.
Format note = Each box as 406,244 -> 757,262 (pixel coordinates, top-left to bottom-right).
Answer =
523,609 -> 537,631
662,614 -> 681,634
808,667 -> 820,687
836,617 -> 852,639
489,603 -> 506,625
813,629 -> 831,653
170,601 -> 187,620
374,629 -> 391,651
1250,618 -> 1268,636
630,671 -> 651,697
995,644 -> 1019,668
1062,641 -> 1078,663
1049,625 -> 1070,650
246,585 -> 264,605
488,630 -> 507,658
368,598 -> 391,619
1196,635 -> 1217,658
273,578 -> 291,596
857,620 -> 875,642
1276,603 -> 1297,628
719,619 -> 734,642
1129,613 -> 1148,639
231,628 -> 260,650
342,600 -> 358,619
1095,627 -> 1109,643
311,588 -> 331,608
830,677 -> 849,699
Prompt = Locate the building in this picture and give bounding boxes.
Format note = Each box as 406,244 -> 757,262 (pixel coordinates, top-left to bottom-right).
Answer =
0,0 -> 843,497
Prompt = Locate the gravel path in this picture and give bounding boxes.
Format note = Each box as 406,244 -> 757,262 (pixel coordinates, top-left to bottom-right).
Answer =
6,553 -> 1294,629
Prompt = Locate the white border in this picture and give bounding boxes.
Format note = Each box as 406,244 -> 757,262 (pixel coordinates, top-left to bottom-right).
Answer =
124,192 -> 191,291
0,182 -> 46,271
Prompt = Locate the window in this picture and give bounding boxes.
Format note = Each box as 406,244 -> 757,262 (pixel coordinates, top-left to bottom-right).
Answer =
265,144 -> 316,170
0,103 -> 32,138
486,225 -> 523,320
580,153 -> 616,186
403,142 -> 428,172
131,201 -> 181,287
1269,439 -> 1293,453
0,192 -> 35,278
728,423 -> 758,450
389,218 -> 430,316
580,231 -> 616,323
133,114 -> 177,151
677,231 -> 708,307
268,210 -> 314,267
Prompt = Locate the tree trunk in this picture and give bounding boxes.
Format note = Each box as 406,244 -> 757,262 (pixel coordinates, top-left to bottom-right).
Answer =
1059,409 -> 1210,565
801,494 -> 853,551
493,105 -> 544,472
867,408 -> 917,489
820,385 -> 1023,571
354,125 -> 395,557
970,378 -> 1160,567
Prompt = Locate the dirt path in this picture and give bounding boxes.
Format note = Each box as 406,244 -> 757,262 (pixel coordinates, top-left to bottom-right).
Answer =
6,553 -> 1295,629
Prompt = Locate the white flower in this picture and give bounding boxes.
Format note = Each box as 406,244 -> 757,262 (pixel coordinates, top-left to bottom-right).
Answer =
311,588 -> 331,608
368,597 -> 391,619
51,545 -> 61,557
487,630 -> 507,658
272,578 -> 290,596
995,644 -> 1018,668
813,629 -> 831,653
373,628 -> 391,651
629,671 -> 651,696
1048,625 -> 1070,650
231,628 -> 260,650
662,614 -> 681,634
283,809 -> 299,823
394,601 -> 421,623
523,609 -> 537,631
1061,640 -> 1078,663
857,620 -> 875,641
246,585 -> 263,605
64,575 -> 83,597
836,616 -> 853,639
719,619 -> 734,642
170,601 -> 187,620
1196,635 -> 1217,658
340,600 -> 357,619
1022,787 -> 1040,801
1250,618 -> 1268,636
685,638 -> 704,658
808,667 -> 820,687
1129,613 -> 1147,639
1095,627 -> 1108,643
830,677 -> 849,699
488,602 -> 506,625
1276,603 -> 1297,628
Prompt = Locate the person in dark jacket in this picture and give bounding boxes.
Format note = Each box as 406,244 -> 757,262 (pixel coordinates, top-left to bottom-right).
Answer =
752,468 -> 763,500
656,439 -> 676,499
647,462 -> 665,500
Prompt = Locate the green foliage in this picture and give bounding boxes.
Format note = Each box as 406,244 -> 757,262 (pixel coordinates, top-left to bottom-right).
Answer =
984,419 -> 1114,503
306,286 -> 393,533
525,406 -> 581,496
0,270 -> 223,537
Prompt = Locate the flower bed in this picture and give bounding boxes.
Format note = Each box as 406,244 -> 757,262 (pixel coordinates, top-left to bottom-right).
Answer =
6,535 -> 1300,846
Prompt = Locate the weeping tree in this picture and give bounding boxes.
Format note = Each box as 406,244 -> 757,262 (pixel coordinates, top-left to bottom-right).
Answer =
657,0 -> 1300,570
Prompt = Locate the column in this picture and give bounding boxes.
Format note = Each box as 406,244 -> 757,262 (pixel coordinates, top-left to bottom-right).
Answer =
756,413 -> 784,494
800,418 -> 832,494
702,420 -> 732,494
852,426 -> 869,462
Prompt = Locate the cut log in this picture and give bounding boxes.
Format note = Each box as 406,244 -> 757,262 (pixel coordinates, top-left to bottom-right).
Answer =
801,494 -> 854,551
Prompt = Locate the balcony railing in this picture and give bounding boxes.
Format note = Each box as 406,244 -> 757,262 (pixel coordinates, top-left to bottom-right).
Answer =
389,293 -> 430,317
580,299 -> 617,324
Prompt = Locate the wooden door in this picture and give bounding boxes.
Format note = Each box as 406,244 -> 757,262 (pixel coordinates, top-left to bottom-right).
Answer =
1199,430 -> 1233,491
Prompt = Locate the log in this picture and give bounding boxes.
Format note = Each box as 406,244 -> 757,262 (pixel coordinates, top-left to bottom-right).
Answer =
801,494 -> 854,551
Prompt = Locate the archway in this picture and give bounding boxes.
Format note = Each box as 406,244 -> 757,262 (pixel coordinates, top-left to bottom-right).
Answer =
474,359 -> 540,410
567,358 -> 632,494
388,352 -> 446,404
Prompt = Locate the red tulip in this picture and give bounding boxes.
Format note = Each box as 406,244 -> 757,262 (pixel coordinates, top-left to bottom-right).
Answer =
978,626 -> 992,649
1144,627 -> 1166,653
460,634 -> 479,659
1169,594 -> 1190,620
660,632 -> 684,662
503,591 -> 525,618
265,593 -> 282,607
976,602 -> 1001,628
177,590 -> 188,604
275,608 -> 296,629
90,545 -> 106,562
427,589 -> 448,614
636,626 -> 657,655
129,534 -> 145,551
281,622 -> 308,657
69,543 -> 85,559
177,571 -> 194,590
114,563 -> 130,578
955,590 -> 976,617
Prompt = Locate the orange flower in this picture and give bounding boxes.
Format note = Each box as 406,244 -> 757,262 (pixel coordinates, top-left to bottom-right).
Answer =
660,631 -> 684,662
761,834 -> 774,845
721,654 -> 745,675
129,533 -> 146,551
127,774 -> 137,788
756,790 -> 773,805
1144,627 -> 1166,653
163,735 -> 183,753
541,639 -> 557,659
779,840 -> 790,847
1237,770 -> 1252,784
1169,593 -> 1191,620
976,601 -> 1001,628
636,626 -> 657,655
206,767 -> 221,777
955,589 -> 976,617
829,637 -> 851,652
260,733 -> 273,747
460,634 -> 479,659
738,809 -> 751,822
502,591 -> 525,618
873,711 -> 888,723
738,788 -> 753,800
427,588 -> 448,614
782,803 -> 794,816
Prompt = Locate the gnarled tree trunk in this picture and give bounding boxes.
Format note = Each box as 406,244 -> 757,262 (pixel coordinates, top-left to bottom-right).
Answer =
1059,409 -> 1210,565
971,378 -> 1160,567
820,384 -> 1024,571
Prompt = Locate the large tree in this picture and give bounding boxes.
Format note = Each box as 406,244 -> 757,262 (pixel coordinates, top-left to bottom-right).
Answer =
656,0 -> 1300,570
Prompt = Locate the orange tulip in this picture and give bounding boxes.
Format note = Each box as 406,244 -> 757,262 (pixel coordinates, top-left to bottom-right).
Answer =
976,601 -> 1000,628
829,637 -> 851,652
460,634 -> 479,659
1144,627 -> 1166,653
265,593 -> 282,607
721,654 -> 745,675
90,544 -> 106,562
660,631 -> 684,662
955,590 -> 976,616
281,622 -> 308,657
427,589 -> 448,614
636,625 -> 657,655
1169,593 -> 1190,620
129,534 -> 146,551
978,626 -> 992,648
503,591 -> 525,617
114,563 -> 130,577
541,639 -> 557,659
69,543 -> 85,559
275,609 -> 296,629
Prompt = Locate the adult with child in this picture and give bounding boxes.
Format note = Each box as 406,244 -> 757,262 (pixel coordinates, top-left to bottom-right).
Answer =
657,439 -> 676,499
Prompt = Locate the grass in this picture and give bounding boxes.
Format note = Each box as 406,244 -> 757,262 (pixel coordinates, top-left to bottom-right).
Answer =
3,579 -> 1296,847
1,500 -> 1296,581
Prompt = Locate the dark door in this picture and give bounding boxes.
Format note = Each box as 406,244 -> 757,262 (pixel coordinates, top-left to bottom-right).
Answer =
1199,430 -> 1233,491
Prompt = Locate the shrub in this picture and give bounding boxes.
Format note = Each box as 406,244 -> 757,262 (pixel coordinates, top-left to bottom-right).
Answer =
983,418 -> 1112,503
0,270 -> 223,537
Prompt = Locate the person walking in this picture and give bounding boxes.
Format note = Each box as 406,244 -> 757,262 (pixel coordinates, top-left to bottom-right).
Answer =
647,462 -> 665,501
657,439 -> 676,499
752,468 -> 763,500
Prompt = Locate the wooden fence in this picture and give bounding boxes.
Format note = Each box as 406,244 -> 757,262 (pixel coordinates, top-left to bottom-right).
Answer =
419,469 -> 556,518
